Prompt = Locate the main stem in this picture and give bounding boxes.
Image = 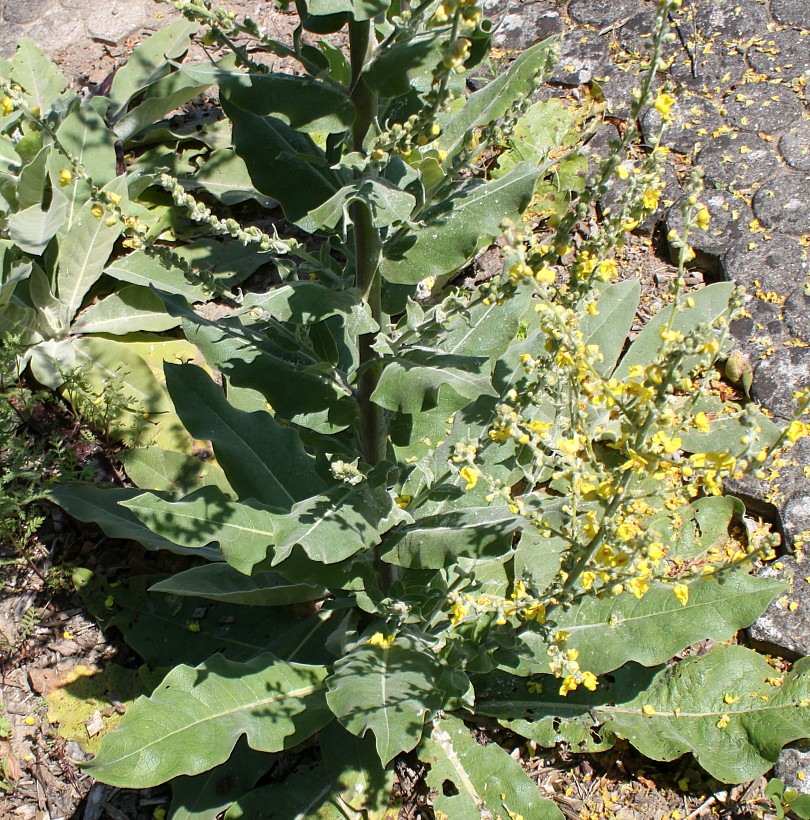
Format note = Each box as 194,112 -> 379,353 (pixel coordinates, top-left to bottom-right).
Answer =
349,20 -> 385,468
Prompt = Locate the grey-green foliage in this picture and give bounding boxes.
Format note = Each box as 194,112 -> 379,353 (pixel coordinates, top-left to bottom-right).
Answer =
34,0 -> 803,815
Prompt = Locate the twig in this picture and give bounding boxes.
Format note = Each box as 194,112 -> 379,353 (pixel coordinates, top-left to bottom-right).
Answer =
686,795 -> 716,818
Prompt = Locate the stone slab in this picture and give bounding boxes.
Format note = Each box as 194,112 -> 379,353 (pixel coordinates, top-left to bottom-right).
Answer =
665,189 -> 754,270
747,29 -> 810,80
723,82 -> 807,136
668,47 -> 749,94
640,93 -> 724,155
549,30 -> 612,86
780,121 -> 810,172
489,1 -> 563,52
0,22 -> 27,58
770,0 -> 810,30
27,8 -> 85,51
87,1 -> 147,44
566,0 -> 645,29
730,295 -> 793,357
697,131 -> 785,192
692,0 -> 772,42
4,0 -> 55,23
752,174 -> 810,235
775,743 -> 810,796
723,233 -> 810,294
751,345 -> 810,419
785,287 -> 810,342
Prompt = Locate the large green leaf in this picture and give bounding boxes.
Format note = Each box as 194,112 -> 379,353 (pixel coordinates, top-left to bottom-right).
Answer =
326,637 -> 456,764
371,347 -> 495,413
207,69 -> 354,134
381,506 -> 519,568
15,143 -> 49,210
224,724 -> 397,819
597,647 -> 810,784
10,38 -> 67,114
149,563 -> 325,607
108,20 -> 198,117
183,148 -> 275,207
84,653 -> 332,788
421,714 -> 563,819
581,278 -> 640,376
438,39 -> 557,156
7,187 -> 68,255
105,238 -> 268,301
616,282 -> 735,377
223,100 -> 338,223
306,178 -> 415,231
363,32 -> 442,98
120,447 -> 234,498
169,737 -> 274,820
240,281 -> 365,326
509,571 -> 784,677
379,163 -> 540,284
72,285 -> 180,335
121,486 -> 278,566
165,363 -> 324,508
49,485 -> 216,558
56,177 -> 127,319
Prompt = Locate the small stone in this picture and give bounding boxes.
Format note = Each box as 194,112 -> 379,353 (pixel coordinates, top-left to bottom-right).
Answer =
749,553 -> 810,656
723,233 -> 809,295
665,189 -> 754,272
770,0 -> 810,30
4,0 -> 55,24
549,30 -> 611,86
753,174 -> 810,235
785,287 -> 810,342
751,345 -> 810,419
780,122 -> 810,173
747,29 -> 810,80
567,0 -> 644,28
490,1 -> 563,51
729,296 -> 792,359
87,1 -> 146,44
697,132 -> 785,192
692,0 -> 772,42
724,83 -> 806,136
776,743 -> 810,795
640,92 -> 724,155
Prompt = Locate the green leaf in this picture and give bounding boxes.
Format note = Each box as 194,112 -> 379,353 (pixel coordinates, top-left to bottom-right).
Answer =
438,39 -> 557,156
72,285 -> 180,335
120,448 -> 234,498
372,347 -> 495,413
56,177 -> 127,319
84,653 -> 332,788
15,144 -> 49,209
49,485 -> 218,558
597,646 -> 810,784
7,187 -> 68,255
210,69 -> 354,134
363,32 -> 442,98
169,737 -> 274,820
165,363 -> 324,508
240,281 -> 366,326
222,101 -> 338,224
149,563 -> 325,607
580,279 -> 640,375
379,163 -> 540,284
108,20 -> 198,117
326,637 -> 454,764
421,714 -> 563,819
121,487 -> 278,567
105,239 -> 268,301
183,148 -> 275,207
112,60 -> 230,141
305,0 -> 388,21
381,506 -> 519,569
306,178 -> 415,231
616,282 -> 735,377
10,38 -> 67,114
509,571 -> 784,677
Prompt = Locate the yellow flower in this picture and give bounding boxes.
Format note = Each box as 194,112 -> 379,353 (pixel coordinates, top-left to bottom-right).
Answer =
459,466 -> 478,490
581,571 -> 596,590
1,96 -> 14,116
647,542 -> 666,561
642,188 -> 660,210
559,675 -> 578,696
652,431 -> 682,454
511,580 -> 527,600
449,602 -> 468,626
716,714 -> 730,729
673,584 -> 689,606
108,192 -> 122,205
596,259 -> 618,280
581,671 -> 598,691
693,412 -> 711,433
395,495 -> 411,509
535,265 -> 556,284
91,203 -> 104,219
787,420 -> 810,443
695,206 -> 711,230
627,577 -> 650,599
723,693 -> 740,704
616,164 -> 630,180
642,704 -> 656,716
368,632 -> 395,648
521,603 -> 546,622
59,169 -> 73,186
508,262 -> 532,281
654,92 -> 677,120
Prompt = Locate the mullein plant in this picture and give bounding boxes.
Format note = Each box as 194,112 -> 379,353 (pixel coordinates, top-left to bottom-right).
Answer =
18,0 -> 810,815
